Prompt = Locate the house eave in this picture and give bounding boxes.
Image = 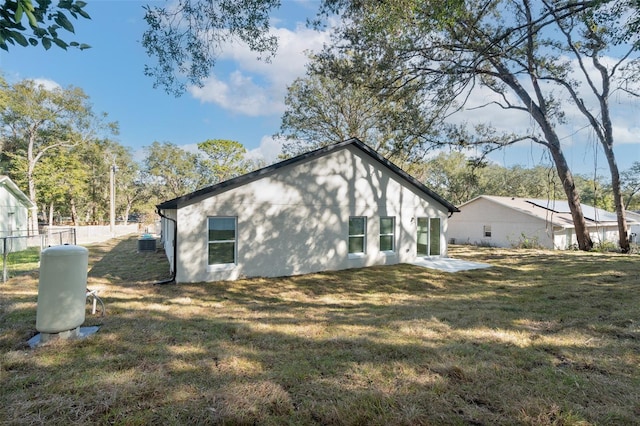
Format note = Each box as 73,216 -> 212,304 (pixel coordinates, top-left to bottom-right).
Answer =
0,175 -> 37,210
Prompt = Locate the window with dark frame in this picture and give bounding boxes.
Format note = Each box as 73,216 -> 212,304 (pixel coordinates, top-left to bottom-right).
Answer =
379,217 -> 395,252
208,217 -> 237,265
483,225 -> 492,238
348,216 -> 366,254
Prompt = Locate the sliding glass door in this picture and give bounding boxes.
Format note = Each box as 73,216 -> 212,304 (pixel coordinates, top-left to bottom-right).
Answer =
417,217 -> 441,257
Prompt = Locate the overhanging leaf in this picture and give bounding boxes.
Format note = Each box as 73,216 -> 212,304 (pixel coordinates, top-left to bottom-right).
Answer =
53,37 -> 68,49
15,3 -> 24,22
25,9 -> 38,27
55,12 -> 74,33
10,30 -> 28,46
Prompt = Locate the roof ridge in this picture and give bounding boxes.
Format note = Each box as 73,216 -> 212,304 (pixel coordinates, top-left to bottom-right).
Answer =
157,138 -> 459,213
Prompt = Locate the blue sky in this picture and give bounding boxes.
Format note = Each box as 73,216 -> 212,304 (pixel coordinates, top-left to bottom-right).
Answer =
0,0 -> 638,177
0,0 -> 324,162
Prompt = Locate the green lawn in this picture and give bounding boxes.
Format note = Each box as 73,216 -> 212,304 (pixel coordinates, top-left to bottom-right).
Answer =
1,246 -> 40,279
1,237 -> 639,425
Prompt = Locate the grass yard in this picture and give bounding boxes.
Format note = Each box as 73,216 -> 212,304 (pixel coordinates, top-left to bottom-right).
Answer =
1,236 -> 639,425
1,246 -> 40,278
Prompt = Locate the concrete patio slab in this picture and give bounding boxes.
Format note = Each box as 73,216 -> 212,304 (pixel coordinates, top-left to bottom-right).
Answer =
409,257 -> 492,273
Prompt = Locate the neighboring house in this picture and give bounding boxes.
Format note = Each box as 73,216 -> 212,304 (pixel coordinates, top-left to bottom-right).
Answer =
448,195 -> 639,250
157,138 -> 459,283
0,175 -> 37,252
627,210 -> 640,244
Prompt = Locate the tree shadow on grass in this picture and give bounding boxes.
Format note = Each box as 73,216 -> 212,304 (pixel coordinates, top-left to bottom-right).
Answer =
3,243 -> 639,424
4,264 -> 639,425
87,235 -> 171,286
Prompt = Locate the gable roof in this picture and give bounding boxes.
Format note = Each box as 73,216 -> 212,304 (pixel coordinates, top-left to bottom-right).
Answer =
157,138 -> 459,213
462,195 -> 637,228
0,175 -> 37,210
626,210 -> 640,223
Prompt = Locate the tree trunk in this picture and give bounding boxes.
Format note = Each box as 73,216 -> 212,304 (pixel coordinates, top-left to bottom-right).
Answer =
595,63 -> 630,253
48,201 -> 54,229
27,165 -> 38,236
547,143 -> 593,250
123,200 -> 132,227
601,142 -> 630,252
26,131 -> 39,236
70,197 -> 78,226
492,59 -> 593,251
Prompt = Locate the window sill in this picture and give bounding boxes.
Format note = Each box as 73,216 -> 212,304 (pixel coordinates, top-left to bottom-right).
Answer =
348,253 -> 366,260
207,263 -> 236,272
380,251 -> 396,256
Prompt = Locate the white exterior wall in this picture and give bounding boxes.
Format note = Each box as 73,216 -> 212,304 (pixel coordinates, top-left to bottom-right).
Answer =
0,184 -> 29,237
554,228 -> 571,250
448,197 -> 627,250
556,224 -> 620,249
628,212 -> 640,244
589,225 -> 620,246
448,199 -> 555,249
172,146 -> 450,283
160,209 -> 177,274
0,183 -> 31,252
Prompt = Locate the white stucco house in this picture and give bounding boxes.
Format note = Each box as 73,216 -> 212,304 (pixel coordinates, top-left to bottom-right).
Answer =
448,195 -> 638,250
156,138 -> 459,283
627,210 -> 640,244
0,175 -> 37,252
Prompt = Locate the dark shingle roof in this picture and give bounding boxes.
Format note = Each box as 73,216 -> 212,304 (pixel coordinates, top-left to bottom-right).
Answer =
157,138 -> 459,213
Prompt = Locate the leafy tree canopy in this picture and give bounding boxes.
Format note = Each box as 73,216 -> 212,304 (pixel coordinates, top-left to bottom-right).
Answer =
142,0 -> 280,95
140,0 -> 467,95
143,141 -> 206,200
621,161 -> 640,210
277,54 -> 444,166
316,0 -> 639,251
0,0 -> 91,51
0,78 -> 117,230
197,139 -> 250,184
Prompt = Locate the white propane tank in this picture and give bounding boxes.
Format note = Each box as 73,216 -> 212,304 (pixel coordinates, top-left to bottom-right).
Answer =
36,245 -> 89,334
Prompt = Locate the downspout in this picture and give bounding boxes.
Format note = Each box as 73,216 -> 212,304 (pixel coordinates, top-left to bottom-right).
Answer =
154,207 -> 176,285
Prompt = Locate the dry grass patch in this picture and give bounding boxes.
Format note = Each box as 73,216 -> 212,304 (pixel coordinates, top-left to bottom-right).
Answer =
1,237 -> 639,424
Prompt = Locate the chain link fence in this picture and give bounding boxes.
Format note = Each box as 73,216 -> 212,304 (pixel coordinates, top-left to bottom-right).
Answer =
1,228 -> 76,283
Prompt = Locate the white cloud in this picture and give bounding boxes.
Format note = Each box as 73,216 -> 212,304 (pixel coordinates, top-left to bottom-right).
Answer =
188,22 -> 332,116
246,135 -> 285,164
220,23 -> 331,88
189,71 -> 273,116
31,78 -> 61,91
180,143 -> 201,154
612,124 -> 640,145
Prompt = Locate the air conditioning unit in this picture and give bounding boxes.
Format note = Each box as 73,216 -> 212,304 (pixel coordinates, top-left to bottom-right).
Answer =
137,235 -> 157,252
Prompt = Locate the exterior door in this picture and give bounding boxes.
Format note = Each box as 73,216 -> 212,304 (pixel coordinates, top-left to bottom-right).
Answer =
417,217 -> 441,257
429,218 -> 441,256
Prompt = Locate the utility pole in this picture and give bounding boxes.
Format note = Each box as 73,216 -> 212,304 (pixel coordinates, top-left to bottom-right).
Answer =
110,163 -> 116,237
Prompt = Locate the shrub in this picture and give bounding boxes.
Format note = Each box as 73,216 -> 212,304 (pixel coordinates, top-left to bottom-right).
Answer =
511,233 -> 544,249
591,240 -> 620,253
